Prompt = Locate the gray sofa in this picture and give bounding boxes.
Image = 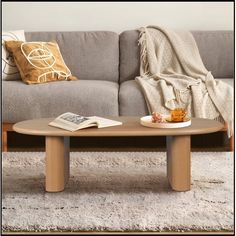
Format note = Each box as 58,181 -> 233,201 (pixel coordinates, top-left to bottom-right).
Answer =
3,30 -> 233,124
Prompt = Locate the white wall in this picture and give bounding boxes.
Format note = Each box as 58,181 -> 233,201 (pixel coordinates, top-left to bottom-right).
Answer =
2,2 -> 233,32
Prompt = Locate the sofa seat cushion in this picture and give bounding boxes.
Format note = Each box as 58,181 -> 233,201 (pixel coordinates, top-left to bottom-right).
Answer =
3,80 -> 119,123
119,80 -> 149,116
119,79 -> 234,116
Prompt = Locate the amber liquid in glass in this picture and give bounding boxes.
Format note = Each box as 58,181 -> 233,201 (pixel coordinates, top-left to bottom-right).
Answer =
171,108 -> 187,122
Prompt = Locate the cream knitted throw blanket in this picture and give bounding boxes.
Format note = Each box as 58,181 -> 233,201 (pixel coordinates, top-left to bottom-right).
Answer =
135,26 -> 233,136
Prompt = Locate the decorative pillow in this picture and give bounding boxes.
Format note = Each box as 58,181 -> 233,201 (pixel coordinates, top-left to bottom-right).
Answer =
5,41 -> 77,84
2,30 -> 26,80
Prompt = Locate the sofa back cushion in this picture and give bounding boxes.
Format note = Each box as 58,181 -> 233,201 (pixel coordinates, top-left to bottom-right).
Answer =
119,30 -> 233,83
25,31 -> 119,82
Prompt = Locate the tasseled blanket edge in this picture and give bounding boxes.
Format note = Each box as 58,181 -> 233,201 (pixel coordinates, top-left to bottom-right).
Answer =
138,28 -> 150,76
214,115 -> 234,138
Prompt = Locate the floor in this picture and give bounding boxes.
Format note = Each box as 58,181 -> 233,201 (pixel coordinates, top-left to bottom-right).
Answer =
2,231 -> 234,235
3,133 -> 233,235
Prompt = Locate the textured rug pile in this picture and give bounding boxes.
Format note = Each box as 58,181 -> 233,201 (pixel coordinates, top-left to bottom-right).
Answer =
2,151 -> 234,232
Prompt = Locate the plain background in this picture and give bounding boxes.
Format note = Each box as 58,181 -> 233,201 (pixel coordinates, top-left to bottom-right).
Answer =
2,2 -> 233,32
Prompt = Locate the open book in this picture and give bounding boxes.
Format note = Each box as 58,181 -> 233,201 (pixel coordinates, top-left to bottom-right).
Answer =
49,112 -> 122,132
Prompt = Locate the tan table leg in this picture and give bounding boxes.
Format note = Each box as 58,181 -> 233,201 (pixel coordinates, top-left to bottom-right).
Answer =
166,135 -> 191,191
45,136 -> 70,192
2,131 -> 8,152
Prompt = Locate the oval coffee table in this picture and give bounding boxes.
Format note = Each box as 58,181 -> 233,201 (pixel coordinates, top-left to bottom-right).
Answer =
13,117 -> 223,192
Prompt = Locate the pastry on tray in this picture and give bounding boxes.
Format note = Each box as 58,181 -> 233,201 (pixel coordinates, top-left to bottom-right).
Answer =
151,112 -> 165,123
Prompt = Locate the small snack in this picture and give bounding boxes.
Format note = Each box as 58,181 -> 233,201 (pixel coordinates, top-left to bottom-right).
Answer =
171,108 -> 187,122
152,112 -> 164,123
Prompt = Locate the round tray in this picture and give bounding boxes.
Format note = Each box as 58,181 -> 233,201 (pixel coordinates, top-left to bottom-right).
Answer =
140,115 -> 191,128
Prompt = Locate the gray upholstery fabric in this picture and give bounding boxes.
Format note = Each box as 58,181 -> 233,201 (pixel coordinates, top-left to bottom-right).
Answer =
119,30 -> 140,83
119,80 -> 148,116
119,30 -> 233,83
119,79 -> 233,116
192,31 -> 233,78
3,30 -> 234,124
3,80 -> 119,123
25,31 -> 119,82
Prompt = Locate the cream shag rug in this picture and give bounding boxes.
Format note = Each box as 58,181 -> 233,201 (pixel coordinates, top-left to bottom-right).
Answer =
2,152 -> 234,232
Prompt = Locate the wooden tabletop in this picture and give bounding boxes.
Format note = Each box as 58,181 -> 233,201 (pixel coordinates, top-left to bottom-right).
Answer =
13,116 -> 224,137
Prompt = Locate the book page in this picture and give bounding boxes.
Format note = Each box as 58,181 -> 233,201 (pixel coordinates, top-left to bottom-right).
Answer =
49,113 -> 122,131
59,113 -> 89,125
88,116 -> 122,128
49,112 -> 97,131
49,119 -> 78,132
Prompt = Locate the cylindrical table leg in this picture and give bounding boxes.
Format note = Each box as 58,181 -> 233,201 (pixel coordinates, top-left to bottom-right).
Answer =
2,131 -> 8,152
166,135 -> 191,191
45,136 -> 70,192
64,137 -> 70,184
229,135 -> 234,151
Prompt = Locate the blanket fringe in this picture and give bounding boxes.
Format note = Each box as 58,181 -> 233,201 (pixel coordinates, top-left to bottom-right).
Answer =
138,29 -> 150,76
214,115 -> 233,138
214,115 -> 225,124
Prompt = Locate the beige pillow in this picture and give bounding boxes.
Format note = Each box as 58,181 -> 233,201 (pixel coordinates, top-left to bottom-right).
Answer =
5,41 -> 77,84
2,30 -> 26,81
